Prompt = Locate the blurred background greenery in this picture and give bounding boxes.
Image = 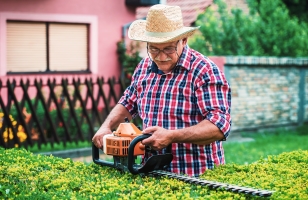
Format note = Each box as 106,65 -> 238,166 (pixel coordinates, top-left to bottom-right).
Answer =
189,0 -> 308,57
119,0 -> 308,79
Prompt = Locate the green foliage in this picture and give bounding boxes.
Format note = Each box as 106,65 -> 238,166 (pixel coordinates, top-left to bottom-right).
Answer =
224,126 -> 308,164
1,147 -> 308,199
202,150 -> 308,199
8,100 -> 45,128
47,107 -> 90,139
117,40 -> 142,83
280,0 -> 308,22
189,0 -> 308,57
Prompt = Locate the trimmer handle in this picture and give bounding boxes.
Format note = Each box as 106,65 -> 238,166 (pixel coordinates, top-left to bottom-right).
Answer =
128,134 -> 151,174
92,142 -> 115,168
128,134 -> 173,175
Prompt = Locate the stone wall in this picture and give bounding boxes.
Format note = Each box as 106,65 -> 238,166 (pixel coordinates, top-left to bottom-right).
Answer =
224,57 -> 308,132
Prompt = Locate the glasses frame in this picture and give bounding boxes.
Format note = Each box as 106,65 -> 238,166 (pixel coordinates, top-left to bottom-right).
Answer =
147,40 -> 180,55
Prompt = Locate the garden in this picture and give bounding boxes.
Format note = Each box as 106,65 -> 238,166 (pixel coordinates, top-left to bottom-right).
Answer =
1,126 -> 308,199
1,0 -> 308,199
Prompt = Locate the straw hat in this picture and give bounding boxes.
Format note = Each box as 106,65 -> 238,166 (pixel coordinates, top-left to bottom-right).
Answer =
128,4 -> 200,43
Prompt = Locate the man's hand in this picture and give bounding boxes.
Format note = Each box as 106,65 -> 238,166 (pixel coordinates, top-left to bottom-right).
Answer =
92,127 -> 113,149
141,126 -> 174,150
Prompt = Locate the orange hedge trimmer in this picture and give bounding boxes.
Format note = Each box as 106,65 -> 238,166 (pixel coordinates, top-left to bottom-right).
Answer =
92,119 -> 274,197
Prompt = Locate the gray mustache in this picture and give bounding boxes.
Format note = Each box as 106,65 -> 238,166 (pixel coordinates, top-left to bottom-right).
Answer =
154,57 -> 172,61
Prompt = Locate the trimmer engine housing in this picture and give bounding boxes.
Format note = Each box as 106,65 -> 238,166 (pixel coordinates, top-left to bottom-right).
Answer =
92,121 -> 173,174
103,123 -> 145,156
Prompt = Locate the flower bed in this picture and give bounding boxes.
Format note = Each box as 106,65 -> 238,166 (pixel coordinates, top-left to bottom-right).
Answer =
0,148 -> 307,199
0,112 -> 28,148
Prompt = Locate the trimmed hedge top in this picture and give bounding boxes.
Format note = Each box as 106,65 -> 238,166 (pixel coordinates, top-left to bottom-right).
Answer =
0,148 -> 307,199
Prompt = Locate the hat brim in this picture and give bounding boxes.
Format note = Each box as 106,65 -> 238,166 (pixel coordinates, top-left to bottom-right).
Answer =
128,20 -> 200,43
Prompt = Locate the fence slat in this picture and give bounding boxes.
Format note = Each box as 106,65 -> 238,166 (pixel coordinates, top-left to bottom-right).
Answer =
108,78 -> 121,104
62,78 -> 84,141
0,88 -> 11,148
85,78 -> 102,125
97,77 -> 111,114
47,79 -> 72,145
72,78 -> 95,138
20,79 -> 45,145
34,79 -> 60,146
6,79 -> 30,147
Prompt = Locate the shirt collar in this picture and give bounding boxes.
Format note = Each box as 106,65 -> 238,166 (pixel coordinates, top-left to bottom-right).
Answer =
176,45 -> 191,71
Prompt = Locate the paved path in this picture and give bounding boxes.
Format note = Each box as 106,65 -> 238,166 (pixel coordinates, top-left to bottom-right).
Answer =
225,135 -> 255,143
72,155 -> 94,163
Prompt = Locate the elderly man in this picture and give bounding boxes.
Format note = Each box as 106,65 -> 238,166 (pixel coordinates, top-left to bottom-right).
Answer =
92,4 -> 231,177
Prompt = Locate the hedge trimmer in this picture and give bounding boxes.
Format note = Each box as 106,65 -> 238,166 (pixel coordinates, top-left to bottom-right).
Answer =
92,120 -> 274,197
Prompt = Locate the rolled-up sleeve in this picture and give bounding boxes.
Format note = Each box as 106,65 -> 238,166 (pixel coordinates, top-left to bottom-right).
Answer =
195,65 -> 232,138
118,85 -> 139,119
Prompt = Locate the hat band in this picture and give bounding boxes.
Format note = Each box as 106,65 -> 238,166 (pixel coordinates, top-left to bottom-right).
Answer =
145,27 -> 187,38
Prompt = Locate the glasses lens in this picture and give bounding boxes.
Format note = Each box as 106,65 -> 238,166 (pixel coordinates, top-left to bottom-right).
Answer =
147,47 -> 177,54
148,48 -> 159,54
163,47 -> 176,54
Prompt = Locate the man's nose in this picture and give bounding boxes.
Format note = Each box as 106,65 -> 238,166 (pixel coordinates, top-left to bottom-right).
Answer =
155,51 -> 168,60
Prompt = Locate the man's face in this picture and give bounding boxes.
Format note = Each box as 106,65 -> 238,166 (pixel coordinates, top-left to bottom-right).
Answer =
147,38 -> 187,73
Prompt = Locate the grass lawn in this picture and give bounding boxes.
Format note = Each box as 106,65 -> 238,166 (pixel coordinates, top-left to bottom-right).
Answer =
27,141 -> 91,153
27,126 -> 308,166
224,126 -> 308,164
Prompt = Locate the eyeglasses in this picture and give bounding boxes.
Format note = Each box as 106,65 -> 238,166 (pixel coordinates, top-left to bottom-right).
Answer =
147,41 -> 179,55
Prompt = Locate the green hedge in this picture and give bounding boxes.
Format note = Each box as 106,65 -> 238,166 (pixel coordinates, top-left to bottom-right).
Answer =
0,148 -> 307,199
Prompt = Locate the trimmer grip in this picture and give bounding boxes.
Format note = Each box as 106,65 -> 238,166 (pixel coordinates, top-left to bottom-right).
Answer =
128,134 -> 151,174
92,142 -> 115,168
128,134 -> 173,174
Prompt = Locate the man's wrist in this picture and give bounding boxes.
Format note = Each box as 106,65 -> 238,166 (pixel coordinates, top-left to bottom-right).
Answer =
96,126 -> 112,135
168,130 -> 176,144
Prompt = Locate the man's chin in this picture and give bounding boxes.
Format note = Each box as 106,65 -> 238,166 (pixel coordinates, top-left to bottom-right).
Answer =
156,62 -> 171,67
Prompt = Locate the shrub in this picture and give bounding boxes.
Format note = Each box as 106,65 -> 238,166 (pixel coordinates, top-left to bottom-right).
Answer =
0,148 -> 307,199
189,0 -> 308,57
117,40 -> 142,85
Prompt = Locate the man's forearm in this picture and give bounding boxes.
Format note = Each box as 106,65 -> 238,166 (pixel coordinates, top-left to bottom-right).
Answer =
97,104 -> 132,131
170,120 -> 225,145
92,104 -> 132,148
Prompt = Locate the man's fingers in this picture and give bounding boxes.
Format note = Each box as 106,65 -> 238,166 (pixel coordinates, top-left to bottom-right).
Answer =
141,138 -> 150,145
95,139 -> 99,147
92,137 -> 102,148
143,126 -> 158,133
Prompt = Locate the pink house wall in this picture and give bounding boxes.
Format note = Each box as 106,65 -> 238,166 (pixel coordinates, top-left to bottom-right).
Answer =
0,0 -> 136,78
0,1 -> 226,107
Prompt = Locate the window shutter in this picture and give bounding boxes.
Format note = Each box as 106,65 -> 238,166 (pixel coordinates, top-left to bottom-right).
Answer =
6,21 -> 47,72
49,23 -> 88,71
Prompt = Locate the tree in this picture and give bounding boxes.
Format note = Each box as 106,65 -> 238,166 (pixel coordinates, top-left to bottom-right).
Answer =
189,0 -> 308,57
278,0 -> 307,22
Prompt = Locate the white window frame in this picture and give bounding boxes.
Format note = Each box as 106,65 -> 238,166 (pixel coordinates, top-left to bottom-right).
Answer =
0,12 -> 98,76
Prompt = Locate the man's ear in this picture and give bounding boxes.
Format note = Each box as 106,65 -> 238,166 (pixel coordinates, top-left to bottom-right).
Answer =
182,38 -> 188,45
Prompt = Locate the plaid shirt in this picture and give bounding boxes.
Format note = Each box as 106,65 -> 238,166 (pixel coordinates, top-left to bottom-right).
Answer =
119,45 -> 231,177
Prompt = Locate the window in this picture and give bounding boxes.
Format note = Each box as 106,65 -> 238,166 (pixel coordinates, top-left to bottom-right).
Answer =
6,21 -> 89,73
